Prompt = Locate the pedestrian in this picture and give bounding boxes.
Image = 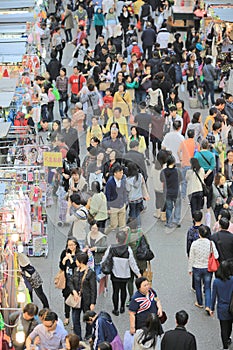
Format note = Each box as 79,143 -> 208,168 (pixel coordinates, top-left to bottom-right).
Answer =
10,303 -> 38,350
18,253 -> 49,309
210,261 -> 233,350
46,50 -> 62,83
133,313 -> 162,350
160,155 -> 182,228
67,251 -> 97,340
63,4 -> 74,43
88,181 -> 108,232
141,22 -> 156,60
105,164 -> 127,231
129,277 -> 163,334
162,120 -> 184,165
64,333 -> 88,349
203,57 -> 216,107
83,310 -> 123,350
59,237 -> 81,326
94,8 -> 105,40
211,173 -> 233,220
101,230 -> 141,316
161,310 -> 197,350
188,225 -> 218,313
56,67 -> 69,119
186,157 -> 204,214
25,311 -> 67,350
211,217 -> 233,262
124,140 -> 148,182
61,117 -> 80,160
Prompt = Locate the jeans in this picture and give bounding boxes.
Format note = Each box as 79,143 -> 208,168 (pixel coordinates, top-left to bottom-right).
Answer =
204,80 -> 215,105
65,28 -> 72,42
72,307 -> 92,340
135,90 -> 147,106
220,319 -> 233,349
59,99 -> 69,118
112,280 -> 127,311
128,200 -> 143,228
94,264 -> 102,282
166,195 -> 181,224
193,267 -> 212,308
142,44 -> 153,60
181,166 -> 190,198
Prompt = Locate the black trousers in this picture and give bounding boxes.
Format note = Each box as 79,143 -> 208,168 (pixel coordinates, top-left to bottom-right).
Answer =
190,191 -> 203,215
111,280 -> 127,311
220,319 -> 233,349
30,285 -> 49,308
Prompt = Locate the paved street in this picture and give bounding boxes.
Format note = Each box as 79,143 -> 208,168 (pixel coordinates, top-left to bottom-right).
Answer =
30,25 -> 224,349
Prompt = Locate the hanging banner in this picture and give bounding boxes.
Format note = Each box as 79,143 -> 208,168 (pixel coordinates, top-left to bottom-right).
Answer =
43,152 -> 62,167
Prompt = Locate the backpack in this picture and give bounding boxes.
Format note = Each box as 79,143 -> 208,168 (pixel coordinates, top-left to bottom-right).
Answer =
131,45 -> 141,59
140,3 -> 150,18
174,64 -> 183,84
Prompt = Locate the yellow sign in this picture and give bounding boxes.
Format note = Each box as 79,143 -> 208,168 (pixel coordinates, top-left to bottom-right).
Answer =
43,152 -> 63,167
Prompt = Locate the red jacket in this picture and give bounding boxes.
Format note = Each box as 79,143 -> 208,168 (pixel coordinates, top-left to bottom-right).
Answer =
128,61 -> 143,77
181,109 -> 190,136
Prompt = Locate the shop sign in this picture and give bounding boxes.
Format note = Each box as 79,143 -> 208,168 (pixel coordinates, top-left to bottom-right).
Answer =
43,152 -> 62,167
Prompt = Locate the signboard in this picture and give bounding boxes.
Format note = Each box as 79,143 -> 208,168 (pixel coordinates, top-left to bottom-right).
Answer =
43,152 -> 62,167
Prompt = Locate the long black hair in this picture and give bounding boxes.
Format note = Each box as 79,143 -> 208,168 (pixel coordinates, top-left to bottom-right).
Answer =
137,313 -> 161,348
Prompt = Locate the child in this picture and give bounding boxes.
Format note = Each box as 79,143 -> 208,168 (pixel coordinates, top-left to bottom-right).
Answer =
203,107 -> 218,138
102,89 -> 113,126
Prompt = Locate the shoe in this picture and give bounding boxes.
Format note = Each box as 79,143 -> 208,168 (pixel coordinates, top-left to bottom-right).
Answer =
120,307 -> 125,314
126,299 -> 131,307
63,318 -> 69,326
154,209 -> 161,219
146,159 -> 150,166
195,302 -> 203,308
165,223 -> 174,228
228,338 -> 232,346
205,307 -> 211,316
112,310 -> 119,316
160,212 -> 166,222
173,223 -> 181,228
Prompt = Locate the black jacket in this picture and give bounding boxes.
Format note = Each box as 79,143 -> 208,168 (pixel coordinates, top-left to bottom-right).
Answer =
141,28 -> 156,46
160,167 -> 182,198
67,268 -> 97,311
61,127 -> 80,156
211,230 -> 233,262
46,58 -> 62,81
161,327 -> 197,350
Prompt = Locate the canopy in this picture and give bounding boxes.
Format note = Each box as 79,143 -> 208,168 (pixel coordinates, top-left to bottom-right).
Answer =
212,7 -> 233,22
0,12 -> 35,23
0,0 -> 35,10
0,78 -> 17,109
0,24 -> 27,35
0,38 -> 27,63
205,0 -> 232,4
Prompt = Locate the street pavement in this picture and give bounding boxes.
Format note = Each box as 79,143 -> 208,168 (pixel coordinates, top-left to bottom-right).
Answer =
29,23 -> 226,350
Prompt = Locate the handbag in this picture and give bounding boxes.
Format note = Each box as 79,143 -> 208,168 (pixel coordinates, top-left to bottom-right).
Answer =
71,92 -> 79,104
208,242 -> 220,272
143,261 -> 153,286
27,271 -> 43,289
65,268 -> 88,308
123,330 -> 134,350
159,311 -> 167,324
101,247 -> 113,275
56,44 -> 63,51
194,169 -> 209,197
51,84 -> 60,101
54,269 -> 66,289
136,235 -> 154,261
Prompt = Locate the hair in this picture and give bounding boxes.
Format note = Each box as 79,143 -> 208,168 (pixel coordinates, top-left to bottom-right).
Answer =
130,126 -> 140,140
192,210 -> 203,222
112,164 -> 123,174
156,150 -> 171,167
192,112 -> 201,124
209,107 -> 218,116
173,120 -> 181,130
167,155 -> 176,167
198,225 -> 209,238
215,260 -> 232,281
91,181 -> 101,194
116,230 -> 127,244
127,162 -> 139,180
98,342 -> 112,350
151,79 -> 160,91
66,149 -> 77,163
219,217 -> 230,230
187,129 -> 195,138
214,173 -> 225,186
71,168 -> 82,176
76,251 -> 88,265
215,98 -> 225,106
66,237 -> 80,252
201,139 -> 209,150
205,57 -> 212,65
175,310 -> 189,326
190,157 -> 201,172
63,117 -> 71,124
69,193 -> 81,205
38,308 -> 51,319
135,276 -> 148,290
213,121 -> 222,131
65,334 -> 81,350
114,107 -> 122,114
44,311 -> 58,322
219,209 -> 231,221
23,303 -> 38,316
137,313 -> 160,347
169,105 -> 177,112
83,310 -> 96,322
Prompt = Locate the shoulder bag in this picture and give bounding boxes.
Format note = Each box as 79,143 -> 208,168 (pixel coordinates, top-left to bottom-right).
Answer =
199,151 -> 211,167
121,93 -> 134,121
65,268 -> 88,308
229,291 -> 233,315
54,269 -> 66,289
208,241 -> 220,272
194,169 -> 209,197
143,261 -> 153,286
88,95 -> 101,116
101,247 -> 113,275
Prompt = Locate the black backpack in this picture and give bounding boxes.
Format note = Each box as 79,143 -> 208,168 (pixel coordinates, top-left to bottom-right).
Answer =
140,3 -> 150,19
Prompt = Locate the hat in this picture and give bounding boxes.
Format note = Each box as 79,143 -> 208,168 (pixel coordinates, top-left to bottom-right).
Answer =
75,102 -> 82,109
18,253 -> 30,267
129,140 -> 139,149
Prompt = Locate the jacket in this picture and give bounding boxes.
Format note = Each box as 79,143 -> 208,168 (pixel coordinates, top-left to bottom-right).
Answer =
133,329 -> 157,349
67,267 -> 97,310
102,244 -> 140,280
211,230 -> 233,262
59,249 -> 78,298
61,127 -> 80,156
92,312 -> 118,350
89,192 -> 108,221
186,168 -> 205,196
105,175 -> 127,209
126,173 -> 145,201
64,9 -> 74,29
156,28 -> 170,49
66,205 -> 88,241
188,238 -> 219,272
203,63 -> 216,83
161,327 -> 197,350
211,183 -> 232,209
211,276 -> 233,320
94,10 -> 105,26
141,28 -> 156,46
85,231 -> 107,264
113,91 -> 132,118
46,58 -> 62,81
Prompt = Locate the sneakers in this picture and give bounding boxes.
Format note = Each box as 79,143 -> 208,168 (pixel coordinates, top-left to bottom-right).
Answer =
112,310 -> 119,316
165,223 -> 175,228
154,209 -> 161,218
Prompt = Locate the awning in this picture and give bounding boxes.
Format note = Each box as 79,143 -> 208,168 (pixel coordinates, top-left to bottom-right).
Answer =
0,24 -> 27,35
212,7 -> 233,22
0,0 -> 35,10
0,78 -> 17,109
205,0 -> 232,4
0,38 -> 27,63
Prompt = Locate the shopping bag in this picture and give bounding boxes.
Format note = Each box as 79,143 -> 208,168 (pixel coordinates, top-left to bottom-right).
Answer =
123,330 -> 134,350
143,261 -> 153,286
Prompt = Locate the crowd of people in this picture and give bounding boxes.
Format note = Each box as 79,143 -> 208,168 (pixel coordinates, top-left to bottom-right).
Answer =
6,0 -> 233,348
